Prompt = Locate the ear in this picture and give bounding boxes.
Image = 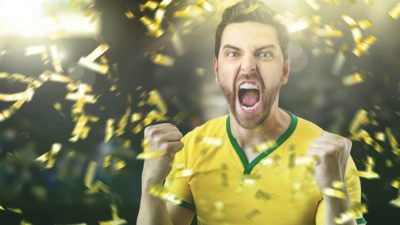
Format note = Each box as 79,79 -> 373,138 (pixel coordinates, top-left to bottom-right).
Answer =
213,57 -> 220,84
281,57 -> 291,85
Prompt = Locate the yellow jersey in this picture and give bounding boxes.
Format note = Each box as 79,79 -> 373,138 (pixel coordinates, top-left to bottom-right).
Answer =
164,112 -> 366,225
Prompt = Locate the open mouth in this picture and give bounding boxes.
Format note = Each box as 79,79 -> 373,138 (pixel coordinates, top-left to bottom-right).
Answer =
238,82 -> 260,111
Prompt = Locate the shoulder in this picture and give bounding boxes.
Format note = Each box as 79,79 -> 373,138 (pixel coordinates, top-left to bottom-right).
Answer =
183,115 -> 228,141
291,113 -> 324,141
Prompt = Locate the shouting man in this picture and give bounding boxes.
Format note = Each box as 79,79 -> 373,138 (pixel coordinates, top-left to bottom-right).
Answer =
137,1 -> 366,225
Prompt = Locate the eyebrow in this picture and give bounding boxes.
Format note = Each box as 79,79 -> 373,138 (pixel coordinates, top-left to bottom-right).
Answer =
222,44 -> 276,52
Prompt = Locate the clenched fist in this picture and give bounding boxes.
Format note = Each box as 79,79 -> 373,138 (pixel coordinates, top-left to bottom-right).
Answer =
307,131 -> 352,191
141,123 -> 184,187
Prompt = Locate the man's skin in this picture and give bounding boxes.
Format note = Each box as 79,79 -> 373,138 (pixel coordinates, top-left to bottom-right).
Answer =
137,21 -> 358,225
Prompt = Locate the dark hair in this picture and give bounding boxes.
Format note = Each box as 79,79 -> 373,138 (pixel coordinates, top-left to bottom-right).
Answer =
214,0 -> 289,60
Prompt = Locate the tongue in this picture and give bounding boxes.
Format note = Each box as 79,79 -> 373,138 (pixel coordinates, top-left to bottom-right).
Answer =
241,90 -> 259,107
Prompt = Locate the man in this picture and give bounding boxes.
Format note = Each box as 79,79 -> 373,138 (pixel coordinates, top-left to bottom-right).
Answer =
137,1 -> 366,225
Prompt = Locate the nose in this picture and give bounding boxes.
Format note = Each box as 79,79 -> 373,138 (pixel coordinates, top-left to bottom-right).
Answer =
240,53 -> 256,74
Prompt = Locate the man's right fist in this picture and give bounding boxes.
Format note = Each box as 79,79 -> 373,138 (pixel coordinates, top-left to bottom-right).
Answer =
141,123 -> 184,186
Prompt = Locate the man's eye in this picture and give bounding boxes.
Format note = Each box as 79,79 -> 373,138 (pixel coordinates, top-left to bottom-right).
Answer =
258,51 -> 273,58
226,51 -> 239,57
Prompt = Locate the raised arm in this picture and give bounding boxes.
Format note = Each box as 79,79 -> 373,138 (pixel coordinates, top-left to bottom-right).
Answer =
136,123 -> 194,225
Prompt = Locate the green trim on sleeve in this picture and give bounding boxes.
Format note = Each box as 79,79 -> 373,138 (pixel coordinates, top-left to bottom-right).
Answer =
356,217 -> 367,224
179,200 -> 196,212
226,110 -> 298,174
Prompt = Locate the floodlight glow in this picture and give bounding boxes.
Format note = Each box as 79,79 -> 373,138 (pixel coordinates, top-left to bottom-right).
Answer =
0,0 -> 99,38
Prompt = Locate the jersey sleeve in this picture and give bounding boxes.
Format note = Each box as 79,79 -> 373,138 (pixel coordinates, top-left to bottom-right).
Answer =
315,157 -> 367,225
164,133 -> 195,212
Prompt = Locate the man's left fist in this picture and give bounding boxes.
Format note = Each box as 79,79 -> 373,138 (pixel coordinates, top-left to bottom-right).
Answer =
307,131 -> 352,191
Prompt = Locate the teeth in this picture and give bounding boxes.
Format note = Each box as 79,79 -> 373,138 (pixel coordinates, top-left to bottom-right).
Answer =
239,82 -> 258,90
241,104 -> 257,111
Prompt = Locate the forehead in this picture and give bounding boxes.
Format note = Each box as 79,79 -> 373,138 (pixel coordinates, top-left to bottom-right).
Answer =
221,21 -> 280,49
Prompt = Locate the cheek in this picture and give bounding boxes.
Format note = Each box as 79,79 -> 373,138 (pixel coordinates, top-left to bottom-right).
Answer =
217,64 -> 236,85
259,65 -> 284,84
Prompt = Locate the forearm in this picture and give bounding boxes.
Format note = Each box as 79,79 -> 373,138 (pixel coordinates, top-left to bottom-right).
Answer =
137,185 -> 175,225
324,194 -> 357,225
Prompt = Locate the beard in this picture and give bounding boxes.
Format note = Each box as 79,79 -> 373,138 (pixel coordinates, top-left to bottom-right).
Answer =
219,75 -> 281,129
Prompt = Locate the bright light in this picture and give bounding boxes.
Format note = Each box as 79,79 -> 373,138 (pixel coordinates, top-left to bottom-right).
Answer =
0,0 -> 99,37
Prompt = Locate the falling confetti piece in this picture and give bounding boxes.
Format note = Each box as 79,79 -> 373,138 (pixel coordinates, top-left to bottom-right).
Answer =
353,35 -> 377,57
357,156 -> 380,179
334,203 -> 367,224
342,73 -> 365,86
151,53 -> 175,67
389,3 -> 400,20
140,16 -> 164,38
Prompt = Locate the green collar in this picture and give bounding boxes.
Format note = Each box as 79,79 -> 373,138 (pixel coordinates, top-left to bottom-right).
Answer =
226,111 -> 298,174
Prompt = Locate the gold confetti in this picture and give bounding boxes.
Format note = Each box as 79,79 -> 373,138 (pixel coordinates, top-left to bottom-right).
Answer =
385,159 -> 393,168
69,115 -> 99,142
174,5 -> 205,18
357,156 -> 380,179
353,35 -> 377,57
35,143 -> 62,169
176,169 -> 193,177
334,203 -> 367,224
331,44 -> 348,75
103,155 -> 111,168
358,19 -> 373,30
254,140 -> 276,152
349,109 -> 369,135
48,72 -> 72,83
306,0 -> 320,11
105,119 -> 115,143
125,10 -> 135,19
392,180 -> 400,189
342,73 -> 365,86
84,161 -> 97,189
114,160 -> 126,170
115,107 -> 131,136
154,8 -> 166,25
0,72 -> 50,122
147,90 -> 168,114
375,132 -> 385,142
170,29 -> 185,56
390,195 -> 400,208
151,53 -> 174,67
159,0 -> 173,8
7,208 -> 22,214
78,44 -> 110,74
389,3 -> 400,20
86,43 -> 110,62
140,1 -> 159,11
202,136 -> 223,146
25,45 -> 47,56
50,44 -> 63,73
140,16 -> 164,38
78,57 -> 109,74
149,184 -> 182,205
136,150 -> 165,160
53,102 -> 65,117
385,127 -> 400,155
66,84 -> 97,115
131,113 -> 142,122
287,19 -> 310,33
84,161 -> 110,194
322,187 -> 346,199
99,204 -> 127,225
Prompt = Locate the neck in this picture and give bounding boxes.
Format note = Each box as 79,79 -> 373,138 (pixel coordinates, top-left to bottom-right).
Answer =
230,107 -> 291,149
